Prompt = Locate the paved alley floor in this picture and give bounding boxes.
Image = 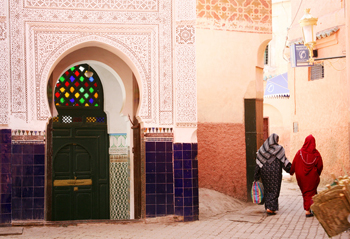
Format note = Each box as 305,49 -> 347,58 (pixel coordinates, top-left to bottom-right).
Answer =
5,181 -> 350,239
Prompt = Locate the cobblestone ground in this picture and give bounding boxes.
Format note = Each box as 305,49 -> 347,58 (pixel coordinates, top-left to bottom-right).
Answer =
7,182 -> 350,239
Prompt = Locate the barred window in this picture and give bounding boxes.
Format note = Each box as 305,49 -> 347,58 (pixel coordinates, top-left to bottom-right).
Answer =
310,64 -> 324,81
264,45 -> 269,65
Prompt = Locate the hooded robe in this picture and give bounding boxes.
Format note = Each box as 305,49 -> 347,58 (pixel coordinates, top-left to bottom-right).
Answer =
290,135 -> 323,211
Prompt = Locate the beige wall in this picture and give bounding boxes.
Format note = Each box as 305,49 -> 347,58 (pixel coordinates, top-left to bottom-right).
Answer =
197,29 -> 271,124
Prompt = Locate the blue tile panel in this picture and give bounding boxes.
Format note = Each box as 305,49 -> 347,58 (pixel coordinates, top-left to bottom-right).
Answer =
11,141 -> 45,221
0,129 -> 12,224
174,143 -> 198,221
145,141 -> 174,217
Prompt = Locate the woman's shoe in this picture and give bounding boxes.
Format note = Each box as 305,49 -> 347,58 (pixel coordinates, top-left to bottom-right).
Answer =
305,210 -> 314,217
266,209 -> 276,215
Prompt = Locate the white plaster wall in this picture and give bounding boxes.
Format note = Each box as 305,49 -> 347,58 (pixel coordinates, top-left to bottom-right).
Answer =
264,0 -> 291,78
89,63 -> 129,134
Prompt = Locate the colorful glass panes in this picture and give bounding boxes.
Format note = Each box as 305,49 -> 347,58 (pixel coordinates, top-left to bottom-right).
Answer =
54,64 -> 101,108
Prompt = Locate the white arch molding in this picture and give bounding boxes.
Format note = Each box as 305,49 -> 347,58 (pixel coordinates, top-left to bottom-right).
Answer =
32,30 -> 158,127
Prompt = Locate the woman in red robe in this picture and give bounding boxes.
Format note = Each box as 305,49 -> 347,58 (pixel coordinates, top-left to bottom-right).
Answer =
290,135 -> 323,217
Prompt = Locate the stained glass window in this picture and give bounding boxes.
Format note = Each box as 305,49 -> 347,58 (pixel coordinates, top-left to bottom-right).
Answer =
54,64 -> 102,108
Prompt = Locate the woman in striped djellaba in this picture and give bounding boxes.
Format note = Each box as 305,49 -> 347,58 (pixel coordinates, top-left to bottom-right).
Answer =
254,133 -> 291,215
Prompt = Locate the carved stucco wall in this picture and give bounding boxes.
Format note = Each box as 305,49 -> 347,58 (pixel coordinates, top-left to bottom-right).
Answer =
1,0 -> 197,130
0,1 -> 8,124
197,0 -> 272,33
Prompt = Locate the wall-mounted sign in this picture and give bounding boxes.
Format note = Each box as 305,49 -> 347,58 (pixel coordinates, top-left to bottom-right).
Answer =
291,44 -> 313,67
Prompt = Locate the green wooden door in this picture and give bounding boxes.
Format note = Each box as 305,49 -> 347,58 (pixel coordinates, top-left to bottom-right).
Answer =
52,126 -> 109,221
52,63 -> 109,221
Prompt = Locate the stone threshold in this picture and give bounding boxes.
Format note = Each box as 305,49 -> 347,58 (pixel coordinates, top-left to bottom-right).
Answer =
11,219 -> 142,227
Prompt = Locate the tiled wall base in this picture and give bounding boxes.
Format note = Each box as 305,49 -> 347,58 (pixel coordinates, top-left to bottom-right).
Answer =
110,157 -> 130,220
144,138 -> 199,222
109,134 -> 130,220
145,139 -> 174,217
0,129 -> 12,224
11,142 -> 45,220
174,143 -> 198,221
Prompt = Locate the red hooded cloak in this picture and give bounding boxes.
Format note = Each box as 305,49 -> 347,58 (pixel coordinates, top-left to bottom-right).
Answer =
290,135 -> 323,211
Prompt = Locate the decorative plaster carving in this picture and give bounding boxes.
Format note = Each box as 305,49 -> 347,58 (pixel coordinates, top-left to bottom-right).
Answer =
8,0 -> 179,126
176,0 -> 196,21
0,17 -> 6,40
175,45 -> 197,123
176,123 -> 197,128
0,15 -> 9,124
25,0 -> 158,11
174,0 -> 197,127
176,25 -> 195,45
196,0 -> 272,33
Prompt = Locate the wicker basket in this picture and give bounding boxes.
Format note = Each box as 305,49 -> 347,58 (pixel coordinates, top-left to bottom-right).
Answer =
311,178 -> 350,237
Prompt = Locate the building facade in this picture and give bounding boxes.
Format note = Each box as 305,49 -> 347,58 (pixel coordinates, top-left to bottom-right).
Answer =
287,0 -> 350,184
0,0 -> 198,223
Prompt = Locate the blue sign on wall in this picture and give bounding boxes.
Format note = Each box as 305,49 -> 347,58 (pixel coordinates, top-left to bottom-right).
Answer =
291,44 -> 313,67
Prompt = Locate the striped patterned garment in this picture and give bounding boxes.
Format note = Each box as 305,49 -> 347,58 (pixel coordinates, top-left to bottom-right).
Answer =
256,133 -> 289,168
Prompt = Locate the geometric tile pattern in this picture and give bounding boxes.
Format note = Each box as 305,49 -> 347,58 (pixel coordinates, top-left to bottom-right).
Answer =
109,134 -> 128,155
196,0 -> 272,33
176,25 -> 195,45
110,161 -> 130,220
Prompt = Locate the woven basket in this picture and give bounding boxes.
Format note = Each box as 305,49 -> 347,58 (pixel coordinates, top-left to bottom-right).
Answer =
311,180 -> 350,237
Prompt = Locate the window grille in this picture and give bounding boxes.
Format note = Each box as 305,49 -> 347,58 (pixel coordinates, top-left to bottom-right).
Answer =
264,45 -> 269,65
310,64 -> 324,80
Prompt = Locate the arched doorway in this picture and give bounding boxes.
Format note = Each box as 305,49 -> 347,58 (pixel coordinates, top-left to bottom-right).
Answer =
51,64 -> 109,220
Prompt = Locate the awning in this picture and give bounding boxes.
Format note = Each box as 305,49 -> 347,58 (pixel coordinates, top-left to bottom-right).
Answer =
264,72 -> 290,98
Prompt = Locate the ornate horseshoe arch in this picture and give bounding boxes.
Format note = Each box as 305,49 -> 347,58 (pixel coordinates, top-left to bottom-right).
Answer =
31,26 -> 158,125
